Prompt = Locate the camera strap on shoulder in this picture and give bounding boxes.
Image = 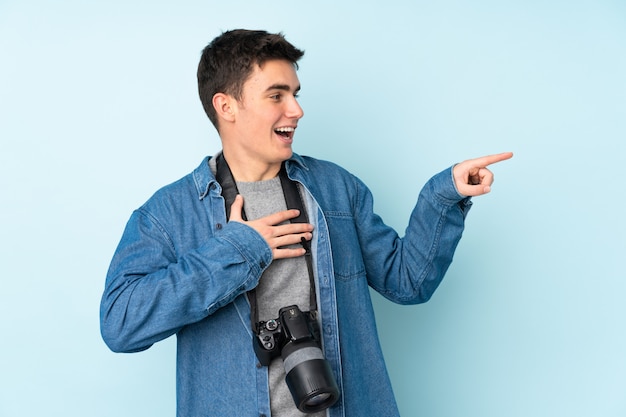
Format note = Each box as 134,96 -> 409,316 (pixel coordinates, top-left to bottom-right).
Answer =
215,152 -> 318,331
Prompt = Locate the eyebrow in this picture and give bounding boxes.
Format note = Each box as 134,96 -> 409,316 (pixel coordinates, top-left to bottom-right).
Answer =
265,84 -> 301,93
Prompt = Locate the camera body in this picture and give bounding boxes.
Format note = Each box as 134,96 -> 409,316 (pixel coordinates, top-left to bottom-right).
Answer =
254,305 -> 319,366
253,305 -> 340,413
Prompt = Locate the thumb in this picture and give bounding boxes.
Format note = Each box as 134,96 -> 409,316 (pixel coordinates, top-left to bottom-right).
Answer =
229,194 -> 244,222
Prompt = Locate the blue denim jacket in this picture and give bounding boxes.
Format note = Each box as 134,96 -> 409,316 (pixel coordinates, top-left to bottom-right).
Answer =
100,154 -> 471,417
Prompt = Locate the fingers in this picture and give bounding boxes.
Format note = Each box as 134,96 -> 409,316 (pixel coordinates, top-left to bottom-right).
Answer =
262,224 -> 314,260
271,233 -> 313,260
270,222 -> 314,239
454,152 -> 512,197
457,175 -> 493,196
470,152 -> 514,168
228,195 -> 314,260
262,208 -> 306,227
229,195 -> 304,226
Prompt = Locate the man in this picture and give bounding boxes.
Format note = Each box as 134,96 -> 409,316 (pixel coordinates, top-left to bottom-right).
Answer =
100,29 -> 512,417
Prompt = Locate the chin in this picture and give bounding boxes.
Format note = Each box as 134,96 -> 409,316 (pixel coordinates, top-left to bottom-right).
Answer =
278,148 -> 294,161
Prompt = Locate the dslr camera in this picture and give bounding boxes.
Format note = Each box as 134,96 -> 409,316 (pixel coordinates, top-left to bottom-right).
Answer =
253,305 -> 340,413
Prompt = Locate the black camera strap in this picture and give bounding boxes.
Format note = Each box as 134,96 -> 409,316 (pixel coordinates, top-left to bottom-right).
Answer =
215,152 -> 318,331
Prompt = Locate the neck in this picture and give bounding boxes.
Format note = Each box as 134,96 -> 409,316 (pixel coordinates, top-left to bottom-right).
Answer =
221,149 -> 283,182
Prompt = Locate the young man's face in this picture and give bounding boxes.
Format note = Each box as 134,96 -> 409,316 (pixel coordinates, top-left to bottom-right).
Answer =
226,59 -> 304,176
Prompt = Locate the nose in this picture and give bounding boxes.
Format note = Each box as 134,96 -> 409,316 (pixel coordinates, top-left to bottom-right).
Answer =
286,96 -> 304,119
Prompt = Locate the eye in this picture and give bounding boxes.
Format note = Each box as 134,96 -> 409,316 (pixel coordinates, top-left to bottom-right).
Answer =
270,93 -> 282,101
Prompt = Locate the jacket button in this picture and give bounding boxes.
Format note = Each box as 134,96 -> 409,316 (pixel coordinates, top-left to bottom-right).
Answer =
215,223 -> 223,230
259,260 -> 266,269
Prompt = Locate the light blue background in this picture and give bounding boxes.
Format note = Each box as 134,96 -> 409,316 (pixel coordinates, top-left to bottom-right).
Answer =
1,1 -> 624,416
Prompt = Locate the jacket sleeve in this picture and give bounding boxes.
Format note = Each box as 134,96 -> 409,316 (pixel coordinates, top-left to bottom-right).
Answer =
355,166 -> 471,304
99,208 -> 272,353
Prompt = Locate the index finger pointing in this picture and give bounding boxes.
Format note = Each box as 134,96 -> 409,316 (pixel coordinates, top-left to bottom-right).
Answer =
471,152 -> 514,168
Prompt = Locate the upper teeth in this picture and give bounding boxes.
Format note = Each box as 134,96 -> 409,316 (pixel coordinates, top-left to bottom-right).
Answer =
275,127 -> 295,132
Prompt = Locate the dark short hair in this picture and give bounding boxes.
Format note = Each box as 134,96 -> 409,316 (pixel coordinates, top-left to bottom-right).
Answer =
197,29 -> 305,130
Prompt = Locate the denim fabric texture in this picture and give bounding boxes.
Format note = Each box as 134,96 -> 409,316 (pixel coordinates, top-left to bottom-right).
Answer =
100,153 -> 472,417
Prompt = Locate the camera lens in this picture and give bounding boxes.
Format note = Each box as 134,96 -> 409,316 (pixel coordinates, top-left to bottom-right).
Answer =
282,341 -> 339,413
268,306 -> 340,413
304,392 -> 332,407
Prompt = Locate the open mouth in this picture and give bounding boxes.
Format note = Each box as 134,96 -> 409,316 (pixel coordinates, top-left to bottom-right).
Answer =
275,127 -> 295,139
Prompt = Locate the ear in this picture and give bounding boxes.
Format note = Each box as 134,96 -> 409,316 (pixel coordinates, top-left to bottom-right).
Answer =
212,93 -> 236,123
